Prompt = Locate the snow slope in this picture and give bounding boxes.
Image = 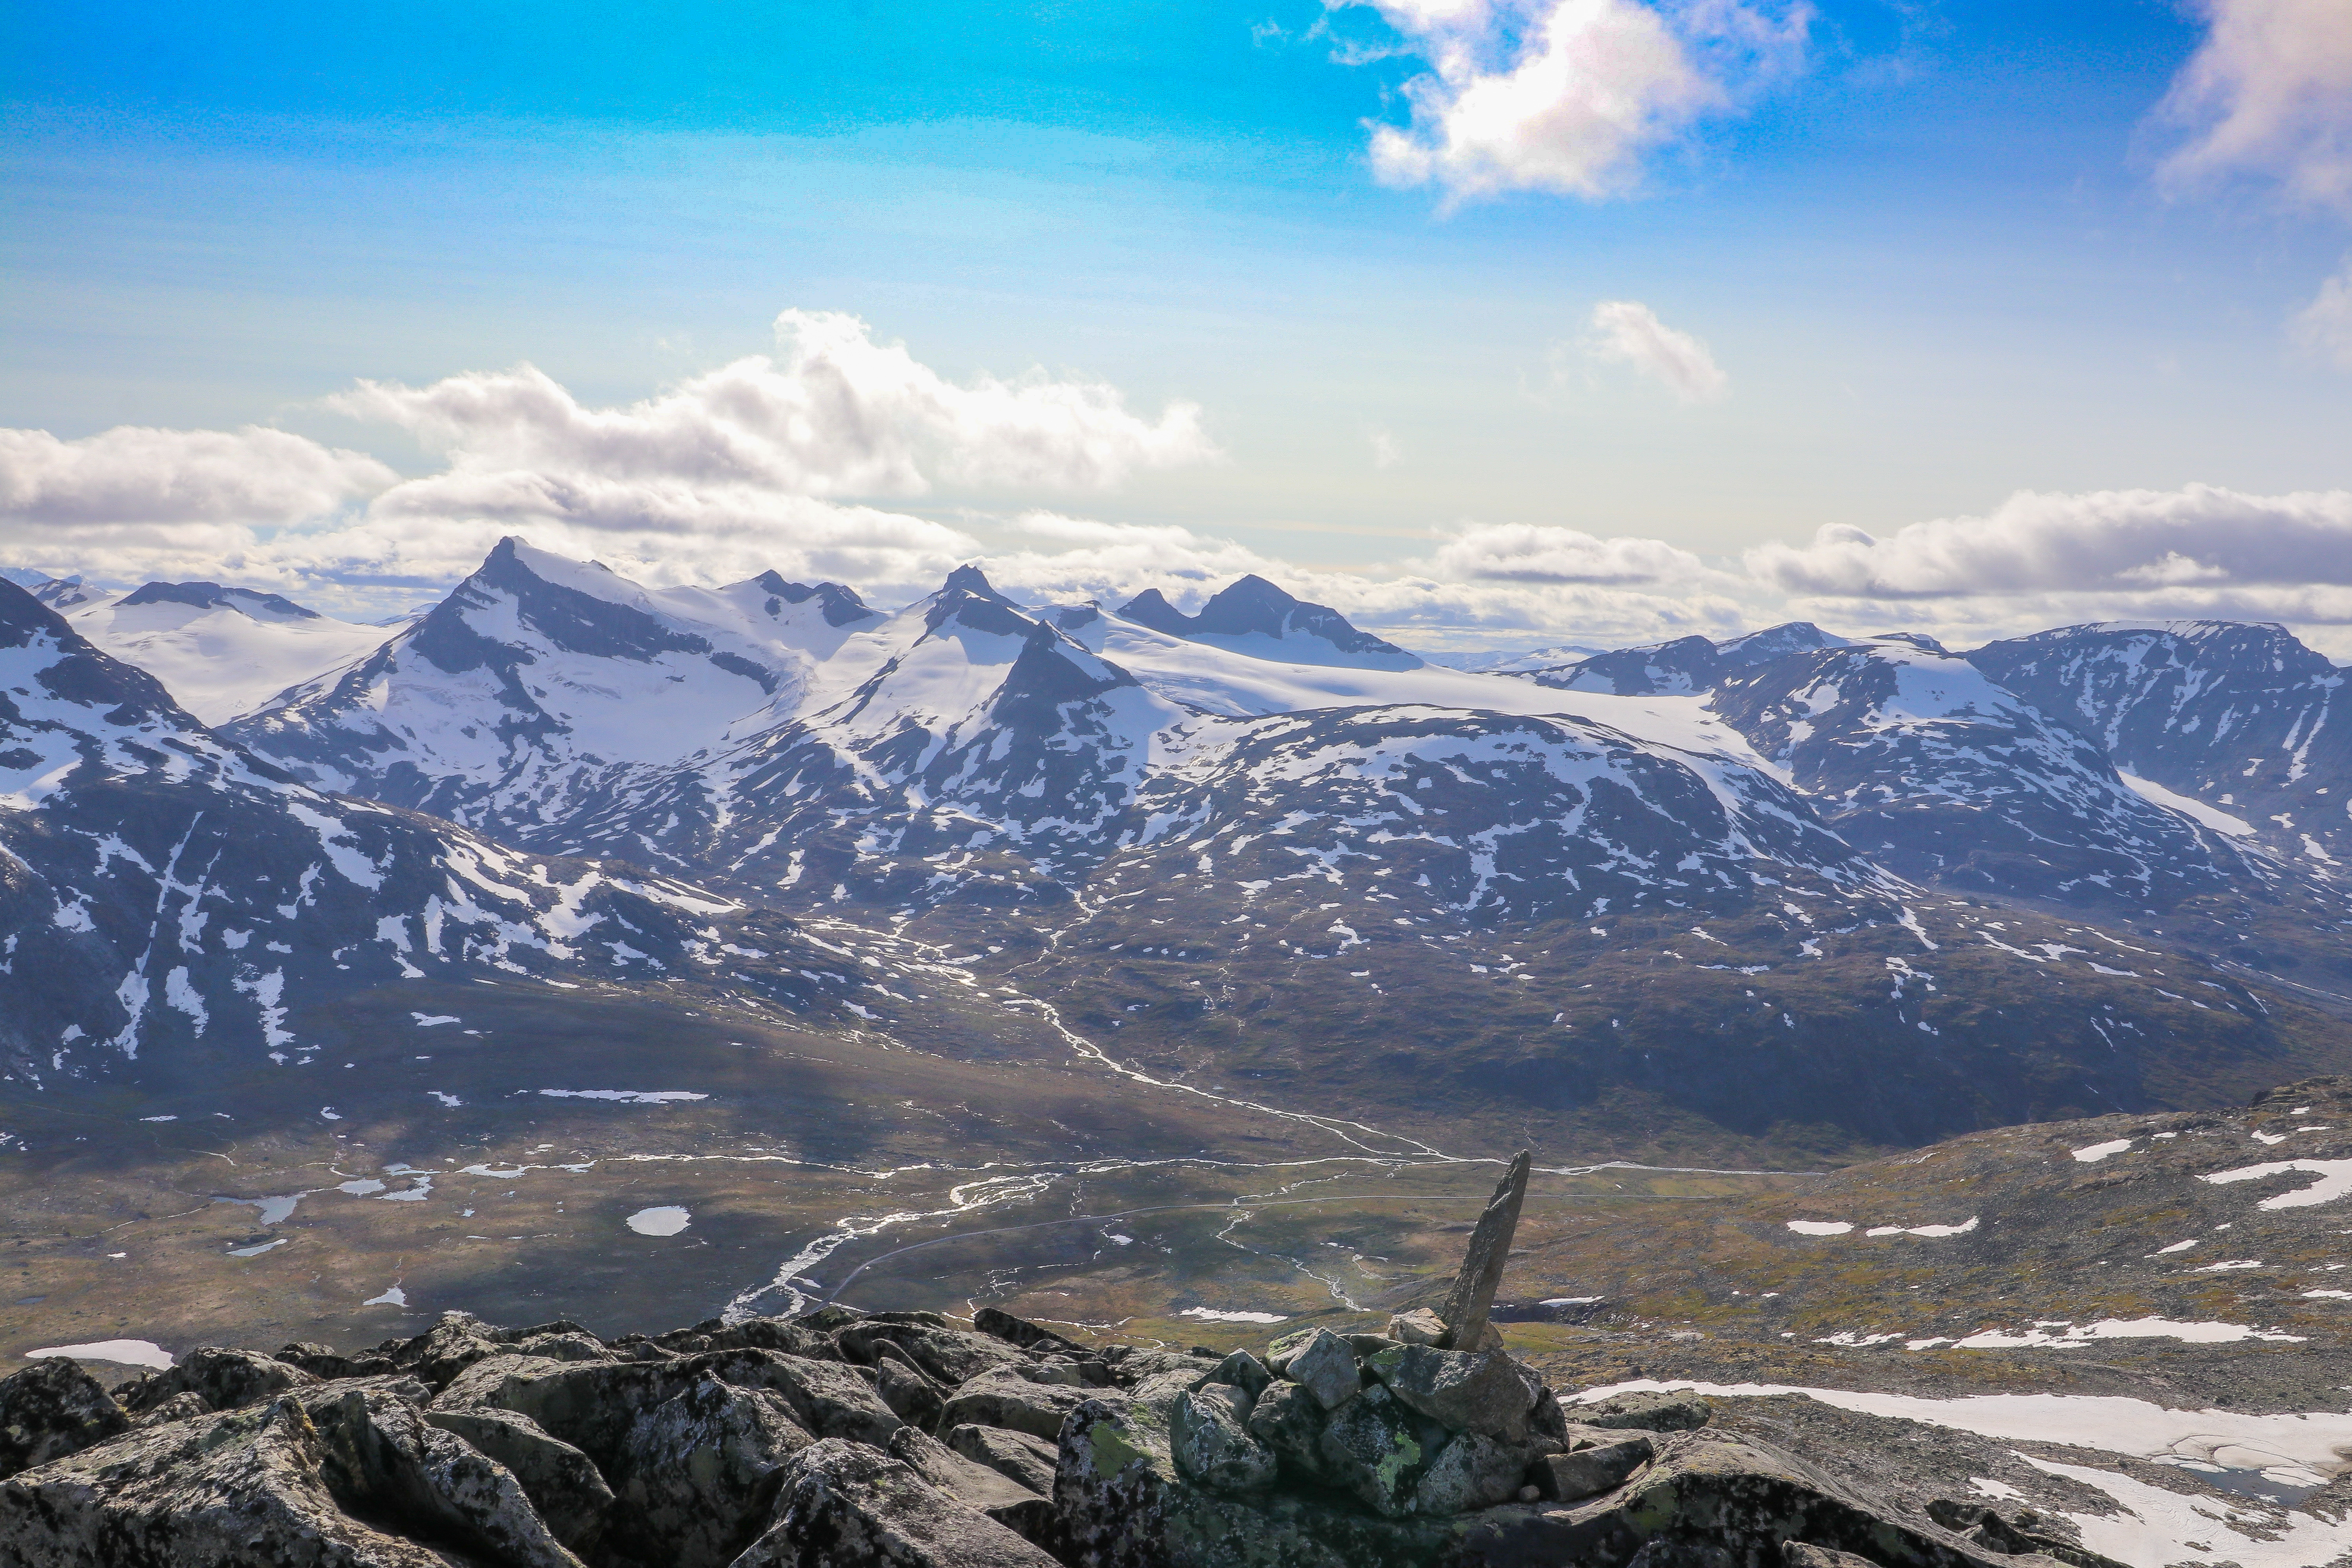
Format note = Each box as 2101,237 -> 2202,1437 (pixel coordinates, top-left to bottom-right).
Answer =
67,583 -> 395,724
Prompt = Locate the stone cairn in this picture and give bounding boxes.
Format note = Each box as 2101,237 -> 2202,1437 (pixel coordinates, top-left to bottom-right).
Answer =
0,1150 -> 2105,1568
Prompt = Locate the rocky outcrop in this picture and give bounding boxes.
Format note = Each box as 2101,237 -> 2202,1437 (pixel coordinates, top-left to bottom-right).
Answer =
735,1437 -> 1060,1567
0,1293 -> 2078,1568
0,1359 -> 129,1479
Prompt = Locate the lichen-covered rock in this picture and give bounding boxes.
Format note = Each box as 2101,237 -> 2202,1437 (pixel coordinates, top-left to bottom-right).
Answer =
1363,1345 -> 1529,1444
941,1364 -> 1092,1440
974,1307 -> 1090,1358
1171,1381 -> 1277,1493
1411,1429 -> 1530,1517
1101,1347 -> 1221,1387
946,1422 -> 1059,1496
1784,1543 -> 1883,1568
874,1353 -> 949,1429
1272,1330 -> 1360,1412
0,1359 -> 128,1480
385,1311 -> 515,1391
1534,1434 -> 1654,1502
1577,1392 -> 1712,1432
435,1346 -> 899,1465
838,1321 -> 1024,1386
734,1436 -> 1060,1567
424,1406 -> 614,1555
130,1391 -> 210,1429
1241,1380 -> 1332,1486
0,1387 -> 582,1568
1388,1309 -> 1447,1347
113,1347 -> 316,1418
1205,1350 -> 1272,1400
889,1427 -> 1061,1546
1316,1384 -> 1434,1518
1055,1392 -> 1468,1568
510,1331 -> 613,1364
654,1314 -> 843,1362
609,1372 -> 813,1568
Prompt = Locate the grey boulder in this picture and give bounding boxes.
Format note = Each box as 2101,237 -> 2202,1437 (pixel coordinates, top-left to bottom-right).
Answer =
734,1436 -> 1060,1567
1363,1344 -> 1530,1443
1171,1381 -> 1278,1493
940,1365 -> 1092,1441
0,1360 -> 129,1479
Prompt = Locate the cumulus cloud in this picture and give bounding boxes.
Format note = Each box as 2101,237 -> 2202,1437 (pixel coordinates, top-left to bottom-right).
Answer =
1584,299 -> 1728,401
1355,0 -> 1810,203
2156,0 -> 2352,211
1427,521 -> 1709,583
1746,483 -> 2352,599
0,312 -> 1210,610
2296,257 -> 2352,367
337,310 -> 1212,500
0,425 -> 394,525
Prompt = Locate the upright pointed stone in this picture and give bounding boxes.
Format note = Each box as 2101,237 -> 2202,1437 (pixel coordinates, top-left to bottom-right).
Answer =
1437,1151 -> 1532,1351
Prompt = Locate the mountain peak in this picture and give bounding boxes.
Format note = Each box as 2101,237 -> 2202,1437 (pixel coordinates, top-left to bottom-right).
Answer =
941,564 -> 1006,601
118,581 -> 321,621
1116,576 -> 1415,668
749,572 -> 877,628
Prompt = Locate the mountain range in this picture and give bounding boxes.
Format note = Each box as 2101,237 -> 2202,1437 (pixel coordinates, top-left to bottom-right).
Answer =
5,542 -> 2351,1149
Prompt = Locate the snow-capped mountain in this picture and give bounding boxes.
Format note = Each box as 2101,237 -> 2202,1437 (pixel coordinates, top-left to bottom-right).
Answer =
1105,702 -> 1887,927
1117,575 -> 1420,670
231,546 -> 1823,915
229,539 -> 885,836
0,569 -> 102,612
64,581 -> 395,725
546,564 -> 1177,901
1969,621 -> 2349,869
1530,622 -> 1852,696
0,579 -> 755,1079
1710,636 -> 2260,906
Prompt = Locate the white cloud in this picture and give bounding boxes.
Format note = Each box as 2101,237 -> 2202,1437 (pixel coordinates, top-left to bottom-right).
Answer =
2156,0 -> 2352,211
2296,257 -> 2352,367
335,310 -> 1212,501
0,312 -> 1210,612
1357,0 -> 1810,203
1427,521 -> 1709,583
1746,483 -> 2352,599
1585,299 -> 1728,401
1370,428 -> 1403,468
0,425 -> 393,527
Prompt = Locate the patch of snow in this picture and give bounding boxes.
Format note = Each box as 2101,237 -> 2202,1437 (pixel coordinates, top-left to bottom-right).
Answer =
27,1339 -> 174,1369
626,1205 -> 692,1236
537,1089 -> 708,1104
1786,1220 -> 1855,1236
2117,772 -> 2256,836
2203,1159 -> 2352,1209
2071,1138 -> 2132,1163
1179,1307 -> 1289,1324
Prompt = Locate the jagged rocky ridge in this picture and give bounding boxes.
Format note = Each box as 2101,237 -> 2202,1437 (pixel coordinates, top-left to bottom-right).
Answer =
0,1171 -> 2114,1568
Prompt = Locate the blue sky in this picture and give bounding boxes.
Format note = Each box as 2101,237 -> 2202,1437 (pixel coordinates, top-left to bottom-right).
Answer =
5,0 -> 2352,649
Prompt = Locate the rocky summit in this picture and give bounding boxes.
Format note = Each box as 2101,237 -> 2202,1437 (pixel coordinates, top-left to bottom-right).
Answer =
0,1157 -> 2140,1568
0,1299 -> 2118,1568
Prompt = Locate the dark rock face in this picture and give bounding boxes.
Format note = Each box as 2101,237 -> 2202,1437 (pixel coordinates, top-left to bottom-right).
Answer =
0,1359 -> 129,1479
118,581 -> 320,620
1118,577 -> 1418,668
1970,619 -> 2352,867
1712,638 -> 2256,907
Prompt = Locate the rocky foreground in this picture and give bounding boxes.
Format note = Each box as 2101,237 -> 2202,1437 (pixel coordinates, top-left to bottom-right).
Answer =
0,1296 -> 2140,1568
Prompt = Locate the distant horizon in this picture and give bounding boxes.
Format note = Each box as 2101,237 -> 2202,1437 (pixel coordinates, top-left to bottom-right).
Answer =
15,542 -> 2352,668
